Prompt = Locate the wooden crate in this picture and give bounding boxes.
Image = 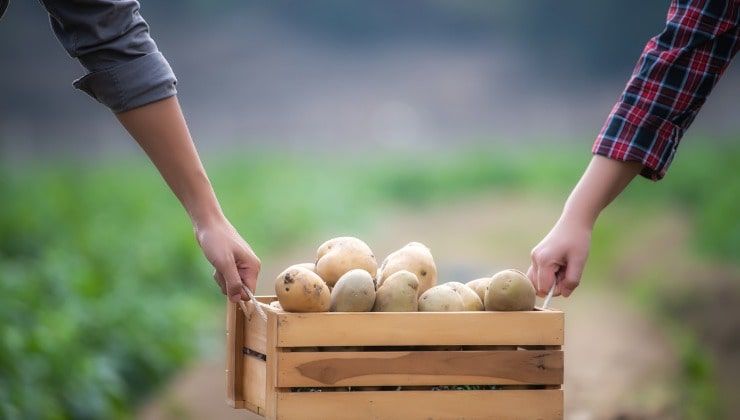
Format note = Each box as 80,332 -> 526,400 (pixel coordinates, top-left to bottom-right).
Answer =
226,296 -> 564,420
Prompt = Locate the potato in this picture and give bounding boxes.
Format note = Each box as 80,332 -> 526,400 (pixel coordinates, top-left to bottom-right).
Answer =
315,237 -> 377,287
418,285 -> 464,312
465,277 -> 491,303
293,262 -> 317,272
330,269 -> 376,312
372,270 -> 419,312
275,266 -> 331,312
444,282 -> 484,311
378,242 -> 437,294
484,269 -> 535,311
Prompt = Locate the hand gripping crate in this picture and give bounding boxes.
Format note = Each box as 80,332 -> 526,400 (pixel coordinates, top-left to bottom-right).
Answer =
226,296 -> 564,420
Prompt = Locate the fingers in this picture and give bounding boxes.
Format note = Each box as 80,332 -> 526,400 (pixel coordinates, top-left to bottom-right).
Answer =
531,247 -> 558,297
236,249 -> 261,293
213,270 -> 227,295
560,255 -> 585,297
526,265 -> 537,295
216,256 -> 248,302
529,250 -> 543,296
536,263 -> 558,297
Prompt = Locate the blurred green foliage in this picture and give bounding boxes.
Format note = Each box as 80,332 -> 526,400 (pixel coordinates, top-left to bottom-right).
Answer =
0,141 -> 737,418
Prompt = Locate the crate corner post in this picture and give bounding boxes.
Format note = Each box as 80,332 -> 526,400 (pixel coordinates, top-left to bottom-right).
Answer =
264,309 -> 281,419
226,299 -> 246,408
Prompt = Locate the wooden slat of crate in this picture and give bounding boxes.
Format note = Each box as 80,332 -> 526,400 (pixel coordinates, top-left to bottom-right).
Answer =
276,389 -> 563,420
243,353 -> 267,414
243,301 -> 270,355
275,311 -> 564,347
226,300 -> 245,408
228,297 -> 275,413
276,349 -> 563,387
264,310 -> 280,419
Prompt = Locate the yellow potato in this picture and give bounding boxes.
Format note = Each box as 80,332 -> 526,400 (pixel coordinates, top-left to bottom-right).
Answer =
444,282 -> 484,311
315,237 -> 377,287
293,262 -> 317,272
378,242 -> 437,294
330,269 -> 376,312
418,285 -> 464,312
275,266 -> 331,312
484,269 -> 535,311
372,270 -> 419,312
465,277 -> 491,303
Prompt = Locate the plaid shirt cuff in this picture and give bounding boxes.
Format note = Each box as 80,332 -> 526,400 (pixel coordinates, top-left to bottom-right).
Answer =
592,101 -> 682,181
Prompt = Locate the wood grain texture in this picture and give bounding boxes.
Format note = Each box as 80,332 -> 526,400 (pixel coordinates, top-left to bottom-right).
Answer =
243,354 -> 267,413
225,300 -> 245,407
244,300 -> 268,355
264,311 -> 280,420
229,297 -> 565,418
277,389 -> 563,420
277,350 -> 563,387
276,311 -> 564,347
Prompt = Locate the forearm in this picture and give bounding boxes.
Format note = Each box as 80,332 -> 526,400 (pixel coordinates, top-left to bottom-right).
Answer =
116,96 -> 224,228
559,156 -> 642,228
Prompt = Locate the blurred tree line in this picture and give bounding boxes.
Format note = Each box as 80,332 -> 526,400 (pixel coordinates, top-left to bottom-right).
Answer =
1,0 -> 669,79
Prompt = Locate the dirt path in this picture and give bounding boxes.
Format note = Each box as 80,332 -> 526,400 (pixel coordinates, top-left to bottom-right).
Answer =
137,193 -> 682,419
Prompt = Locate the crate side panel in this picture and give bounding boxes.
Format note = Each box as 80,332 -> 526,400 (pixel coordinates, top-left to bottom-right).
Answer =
276,311 -> 564,347
277,350 -> 563,387
277,389 -> 563,420
226,300 -> 245,407
264,311 -> 280,419
243,354 -> 267,414
244,301 -> 268,355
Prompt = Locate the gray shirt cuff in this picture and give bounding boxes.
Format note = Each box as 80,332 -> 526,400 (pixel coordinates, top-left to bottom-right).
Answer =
73,51 -> 178,113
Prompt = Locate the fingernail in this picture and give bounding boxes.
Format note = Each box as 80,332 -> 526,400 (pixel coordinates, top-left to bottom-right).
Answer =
229,294 -> 241,303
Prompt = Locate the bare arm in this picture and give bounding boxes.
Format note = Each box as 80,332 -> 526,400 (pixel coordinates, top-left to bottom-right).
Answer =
40,1 -> 261,301
117,97 -> 260,302
529,0 -> 739,298
528,156 -> 641,297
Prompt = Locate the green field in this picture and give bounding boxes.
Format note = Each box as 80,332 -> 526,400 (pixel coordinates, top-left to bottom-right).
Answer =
1,141 -> 738,419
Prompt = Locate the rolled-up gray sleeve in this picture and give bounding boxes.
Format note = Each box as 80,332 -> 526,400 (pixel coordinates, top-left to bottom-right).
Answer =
41,0 -> 177,112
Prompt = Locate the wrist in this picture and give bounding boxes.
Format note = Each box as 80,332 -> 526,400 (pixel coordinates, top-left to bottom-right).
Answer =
558,206 -> 597,231
190,204 -> 227,231
181,169 -> 228,230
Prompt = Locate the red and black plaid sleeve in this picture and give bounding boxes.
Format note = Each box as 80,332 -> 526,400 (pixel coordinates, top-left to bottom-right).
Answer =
593,0 -> 739,180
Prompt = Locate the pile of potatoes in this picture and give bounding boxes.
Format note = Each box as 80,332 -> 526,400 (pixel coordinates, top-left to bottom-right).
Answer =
274,236 -> 536,313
